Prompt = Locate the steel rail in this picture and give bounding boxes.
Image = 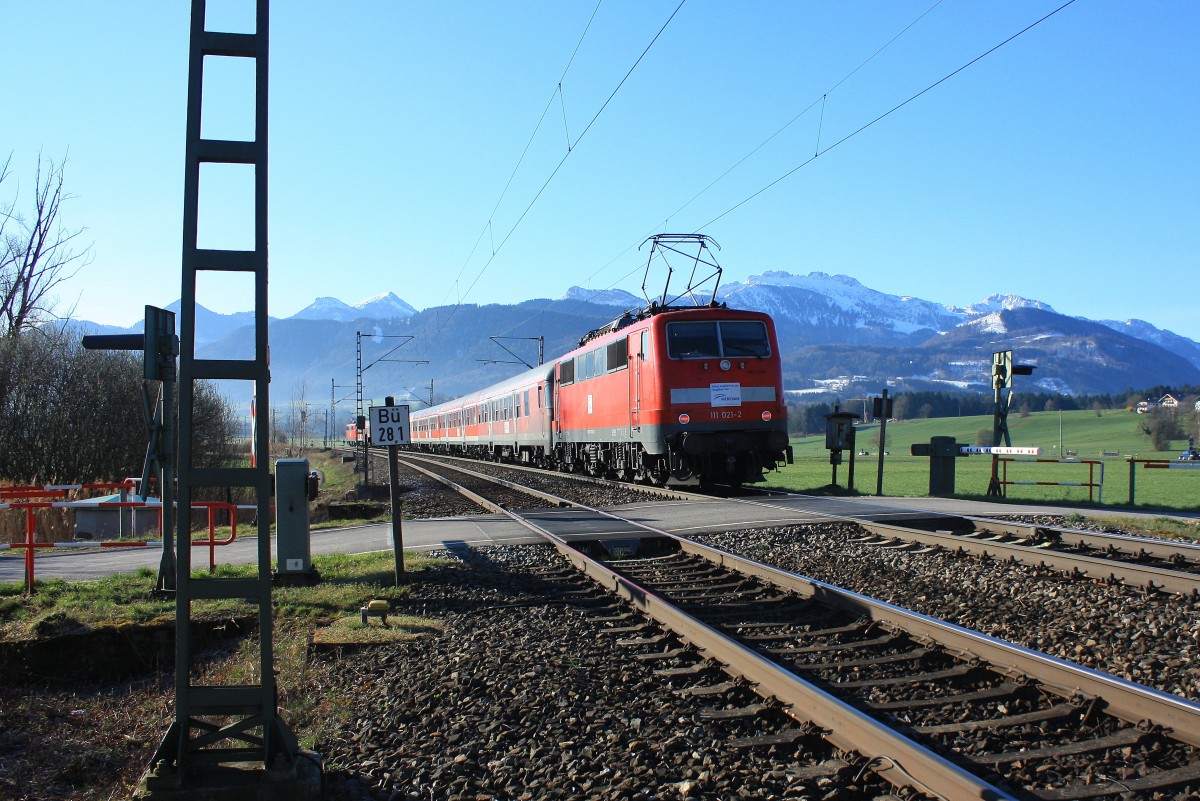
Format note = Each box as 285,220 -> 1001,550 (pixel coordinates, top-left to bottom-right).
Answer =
375,457 -> 1200,785
568,505 -> 1200,750
510,512 -> 1018,800
855,519 -> 1200,597
392,445 -> 1200,596
395,443 -> 1200,594
673,534 -> 1200,748
393,456 -> 510,515
398,453 -> 576,510
711,490 -> 1200,596
370,446 -> 699,502
387,455 -> 1013,797
965,515 -> 1200,564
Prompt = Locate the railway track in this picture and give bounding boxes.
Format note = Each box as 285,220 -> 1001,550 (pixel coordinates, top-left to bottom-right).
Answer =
382,447 -> 1200,597
377,451 -> 1200,799
848,514 -> 1200,596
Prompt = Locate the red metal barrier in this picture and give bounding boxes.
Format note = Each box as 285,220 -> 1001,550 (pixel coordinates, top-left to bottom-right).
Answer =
1,498 -> 254,592
189,502 -> 240,572
996,457 -> 1105,503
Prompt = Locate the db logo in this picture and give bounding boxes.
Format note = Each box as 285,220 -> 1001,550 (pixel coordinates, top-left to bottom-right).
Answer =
678,413 -> 690,424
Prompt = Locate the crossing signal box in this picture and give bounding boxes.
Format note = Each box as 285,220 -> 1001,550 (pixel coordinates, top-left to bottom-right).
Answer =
872,395 -> 893,420
143,305 -> 178,381
992,350 -> 1035,389
824,409 -> 858,465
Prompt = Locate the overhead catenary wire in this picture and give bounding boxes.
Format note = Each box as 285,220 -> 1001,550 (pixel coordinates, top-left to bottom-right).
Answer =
697,0 -> 1080,231
422,0 -> 1080,375
648,0 -> 947,250
486,0 -> 950,340
437,0 -> 605,309
431,0 -> 688,338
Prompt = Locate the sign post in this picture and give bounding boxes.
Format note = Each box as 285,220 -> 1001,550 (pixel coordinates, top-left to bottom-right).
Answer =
371,399 -> 411,583
873,390 -> 893,496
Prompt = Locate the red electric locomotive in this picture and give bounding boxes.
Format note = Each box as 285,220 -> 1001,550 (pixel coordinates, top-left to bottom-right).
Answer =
344,420 -> 370,444
410,235 -> 792,485
410,304 -> 791,486
554,302 -> 790,485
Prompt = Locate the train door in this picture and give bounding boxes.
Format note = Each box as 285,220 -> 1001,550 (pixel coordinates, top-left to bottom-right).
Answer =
539,380 -> 551,453
552,366 -> 562,440
630,329 -> 648,435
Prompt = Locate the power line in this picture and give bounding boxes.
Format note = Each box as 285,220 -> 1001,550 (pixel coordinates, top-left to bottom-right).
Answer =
438,0 -> 605,311
698,0 -> 1080,230
434,0 -> 688,336
484,0 -> 948,339
661,0 -> 945,232
432,1 -> 1079,367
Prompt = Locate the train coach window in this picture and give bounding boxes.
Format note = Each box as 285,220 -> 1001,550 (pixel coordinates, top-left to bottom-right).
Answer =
667,322 -> 720,359
559,359 -> 574,385
720,321 -> 771,357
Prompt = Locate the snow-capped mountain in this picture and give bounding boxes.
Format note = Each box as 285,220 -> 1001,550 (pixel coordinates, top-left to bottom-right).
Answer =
1097,318 -> 1200,374
65,271 -> 1200,398
561,286 -> 644,308
959,294 -> 1056,316
721,271 -> 962,338
291,292 -> 416,322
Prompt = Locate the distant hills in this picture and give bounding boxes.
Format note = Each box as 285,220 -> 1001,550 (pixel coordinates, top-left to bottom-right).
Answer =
66,273 -> 1200,410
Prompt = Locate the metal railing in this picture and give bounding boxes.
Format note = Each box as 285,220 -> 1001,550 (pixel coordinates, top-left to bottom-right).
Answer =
1,487 -> 254,592
1127,457 -> 1200,505
995,456 -> 1104,502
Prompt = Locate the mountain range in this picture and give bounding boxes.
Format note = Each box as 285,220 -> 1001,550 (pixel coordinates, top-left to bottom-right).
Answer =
69,273 -> 1200,407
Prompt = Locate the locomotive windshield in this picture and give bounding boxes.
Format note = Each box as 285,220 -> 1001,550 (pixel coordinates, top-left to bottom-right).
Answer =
666,320 -> 771,359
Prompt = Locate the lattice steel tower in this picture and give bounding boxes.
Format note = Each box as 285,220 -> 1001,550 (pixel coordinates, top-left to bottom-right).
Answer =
150,0 -> 300,784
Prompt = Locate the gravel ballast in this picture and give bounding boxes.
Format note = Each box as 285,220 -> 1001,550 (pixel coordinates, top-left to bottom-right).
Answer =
698,523 -> 1200,702
317,545 -> 900,801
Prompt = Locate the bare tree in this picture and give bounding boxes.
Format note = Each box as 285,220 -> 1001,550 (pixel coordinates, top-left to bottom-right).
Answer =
284,379 -> 310,457
0,329 -> 143,483
0,327 -> 243,486
1,152 -> 91,338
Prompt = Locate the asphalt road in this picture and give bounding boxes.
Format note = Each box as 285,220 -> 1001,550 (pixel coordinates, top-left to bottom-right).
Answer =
3,495 -> 1194,585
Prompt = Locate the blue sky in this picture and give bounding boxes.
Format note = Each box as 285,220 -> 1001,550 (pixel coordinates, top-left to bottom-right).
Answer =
5,1 -> 1198,340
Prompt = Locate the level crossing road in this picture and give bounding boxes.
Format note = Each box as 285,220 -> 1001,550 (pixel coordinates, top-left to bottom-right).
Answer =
3,495 -> 1194,584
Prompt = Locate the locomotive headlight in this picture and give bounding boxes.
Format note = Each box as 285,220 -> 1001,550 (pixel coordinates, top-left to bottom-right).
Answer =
761,411 -> 773,422
679,413 -> 690,424
719,359 -> 731,371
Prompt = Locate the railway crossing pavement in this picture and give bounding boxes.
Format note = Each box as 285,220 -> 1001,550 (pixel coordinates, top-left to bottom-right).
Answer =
3,495 -> 1196,585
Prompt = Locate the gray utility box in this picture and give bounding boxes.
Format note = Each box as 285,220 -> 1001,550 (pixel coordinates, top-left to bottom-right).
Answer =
274,458 -> 320,585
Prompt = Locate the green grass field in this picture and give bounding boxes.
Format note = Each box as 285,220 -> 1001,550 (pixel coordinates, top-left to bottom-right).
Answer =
769,409 -> 1200,512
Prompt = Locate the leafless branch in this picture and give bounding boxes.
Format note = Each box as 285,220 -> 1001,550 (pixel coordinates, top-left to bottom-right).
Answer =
0,152 -> 93,337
